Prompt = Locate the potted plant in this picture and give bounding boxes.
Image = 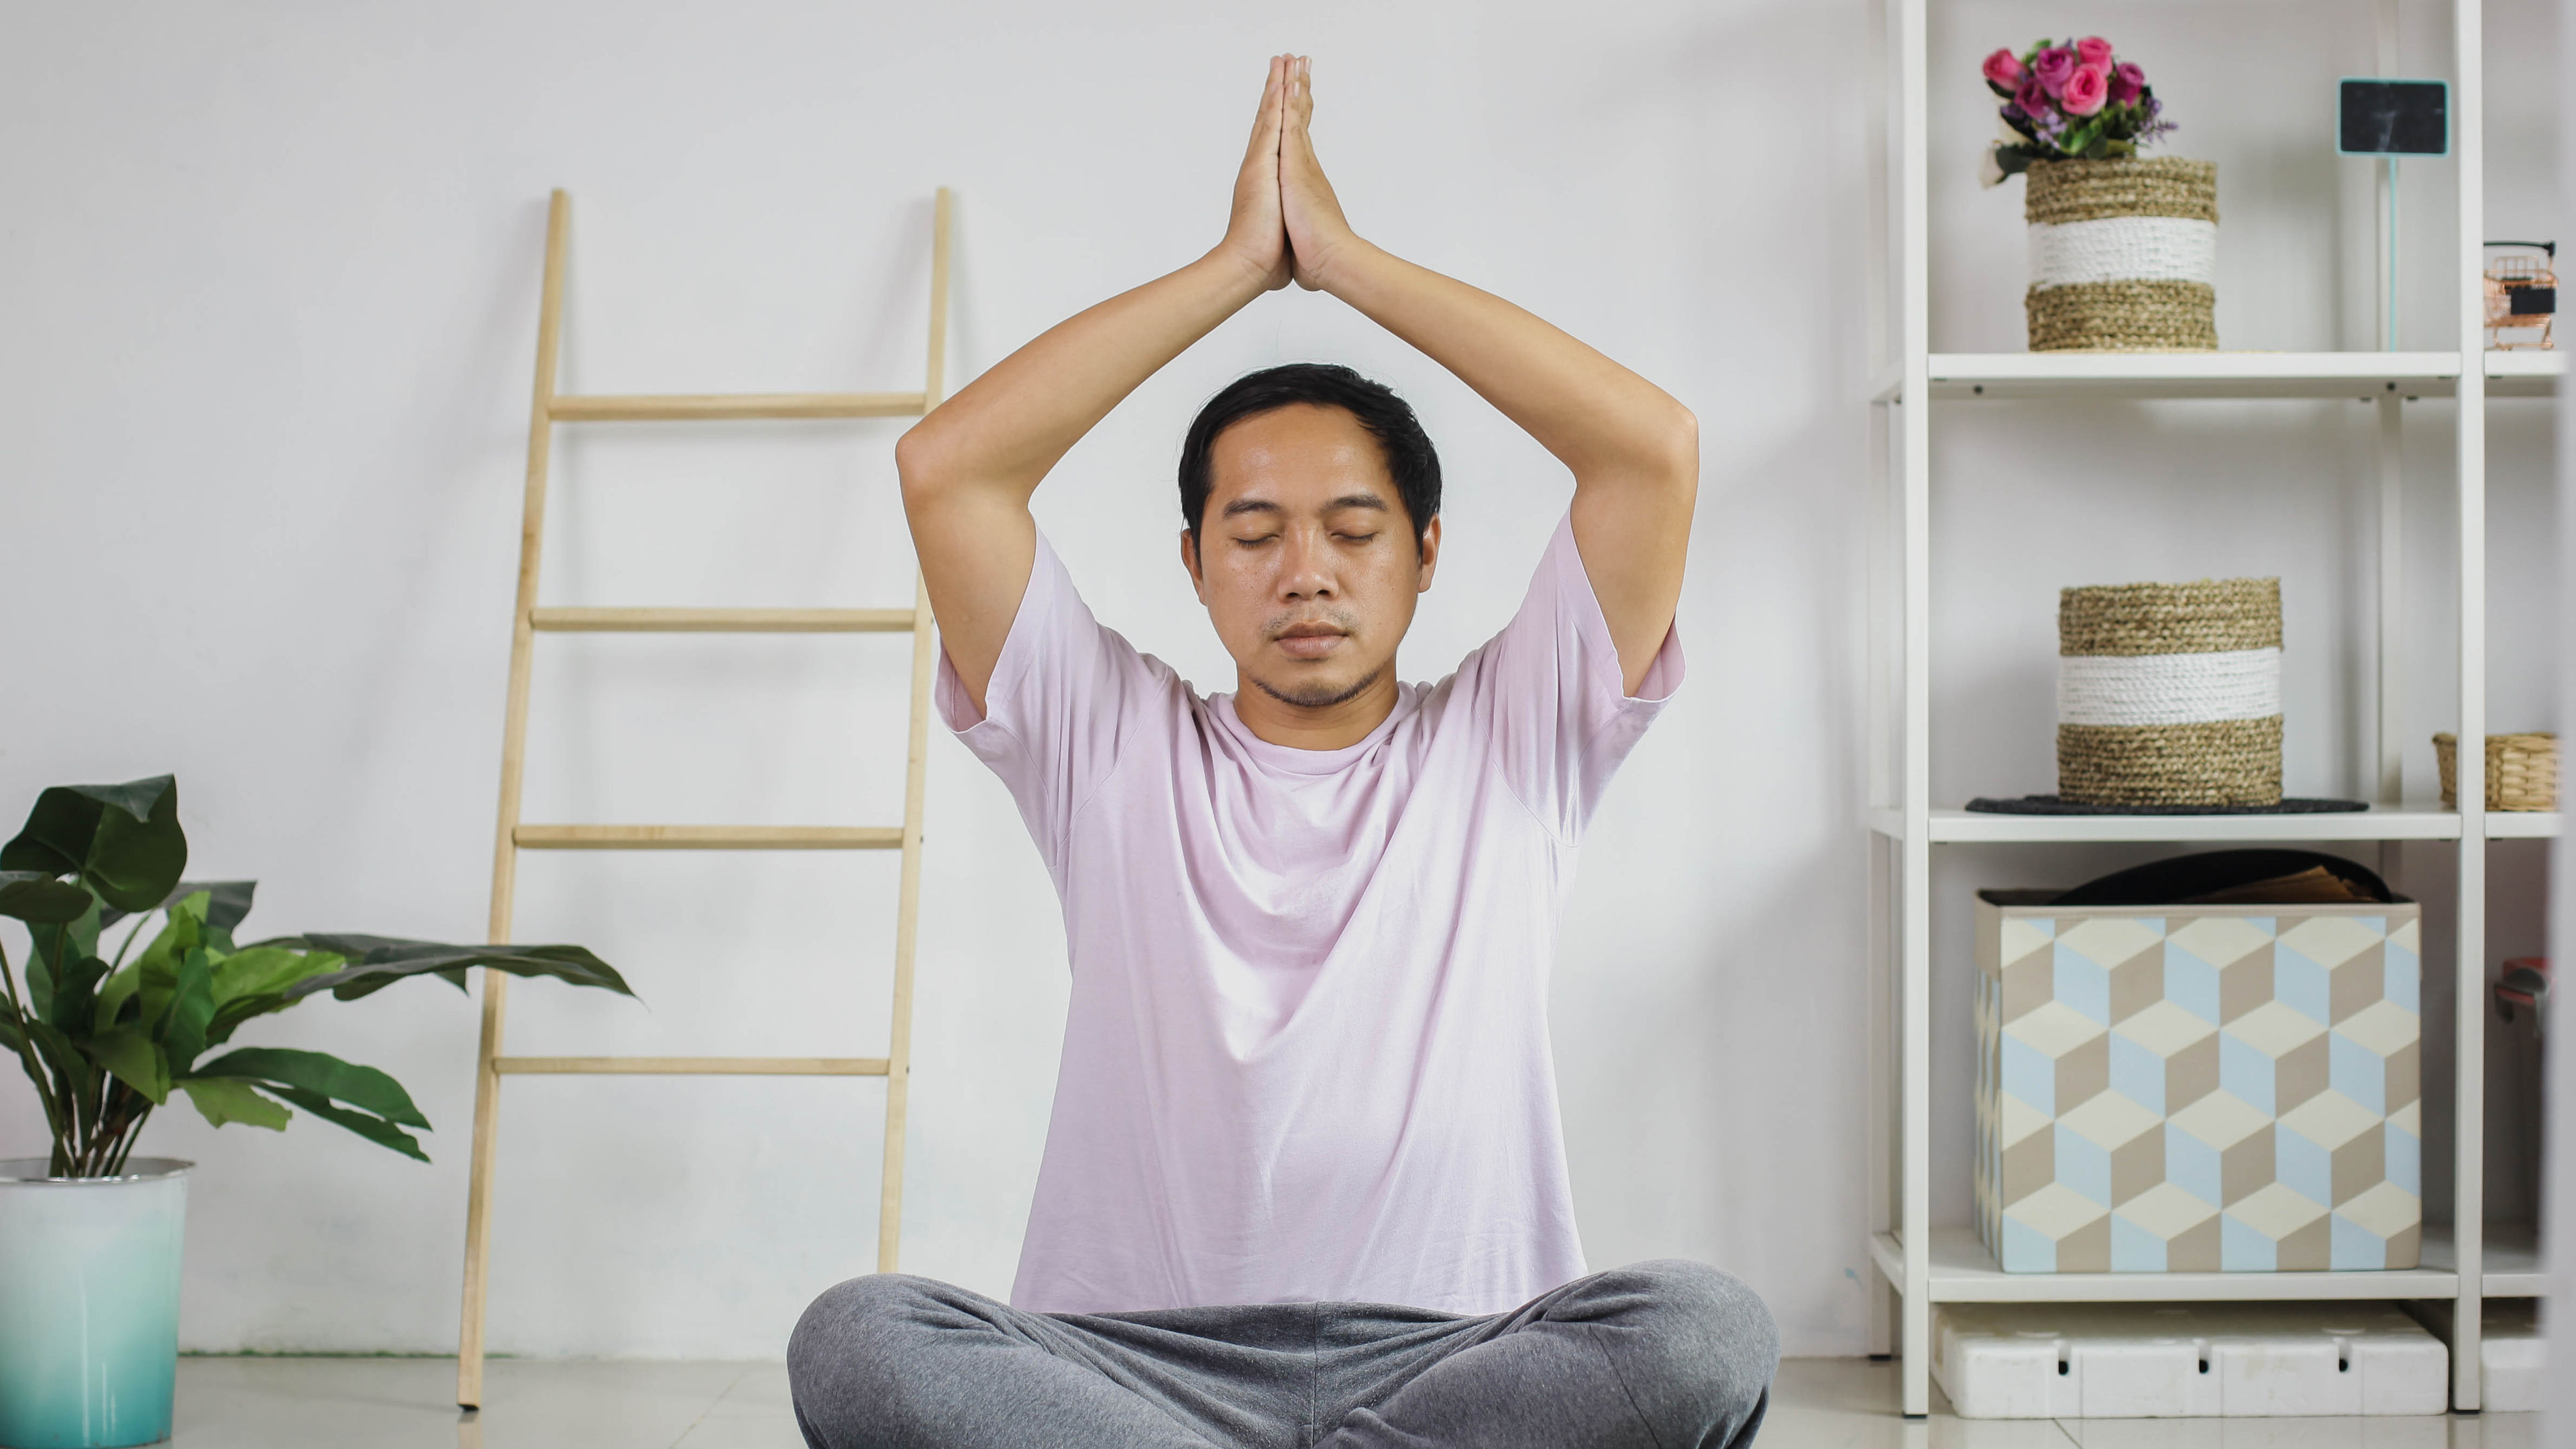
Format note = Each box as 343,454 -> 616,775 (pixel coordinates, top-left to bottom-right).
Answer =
0,776 -> 633,1449
1979,38 -> 2215,352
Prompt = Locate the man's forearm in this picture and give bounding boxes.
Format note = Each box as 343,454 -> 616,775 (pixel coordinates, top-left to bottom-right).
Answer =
1316,241 -> 1695,491
898,250 -> 1273,506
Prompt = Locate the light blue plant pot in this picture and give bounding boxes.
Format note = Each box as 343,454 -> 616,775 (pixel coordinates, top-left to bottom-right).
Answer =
0,1159 -> 190,1448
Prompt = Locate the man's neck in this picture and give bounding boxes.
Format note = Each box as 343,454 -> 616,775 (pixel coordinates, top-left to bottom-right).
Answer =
1230,666 -> 1402,751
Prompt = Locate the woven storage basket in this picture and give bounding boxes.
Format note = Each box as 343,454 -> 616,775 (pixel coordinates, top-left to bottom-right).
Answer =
2025,158 -> 2218,352
2434,732 -> 2560,811
2057,578 -> 2282,806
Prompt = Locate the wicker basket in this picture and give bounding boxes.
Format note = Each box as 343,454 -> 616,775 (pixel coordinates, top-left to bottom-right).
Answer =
2057,578 -> 2282,806
2025,158 -> 2218,352
2434,732 -> 2560,811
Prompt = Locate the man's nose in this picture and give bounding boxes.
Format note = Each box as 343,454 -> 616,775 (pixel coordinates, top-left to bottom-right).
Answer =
1279,529 -> 1336,598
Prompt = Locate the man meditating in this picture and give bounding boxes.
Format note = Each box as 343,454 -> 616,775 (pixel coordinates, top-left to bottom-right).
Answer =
788,55 -> 1777,1448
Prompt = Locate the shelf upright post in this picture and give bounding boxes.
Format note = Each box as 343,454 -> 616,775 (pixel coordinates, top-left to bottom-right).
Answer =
2449,0 -> 2488,1411
1896,0 -> 1933,1418
2377,391 -> 2405,810
1861,0 -> 1899,1364
2373,0 -> 2406,824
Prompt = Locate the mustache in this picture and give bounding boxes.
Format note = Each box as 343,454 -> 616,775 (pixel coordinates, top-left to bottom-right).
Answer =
1263,608 -> 1360,640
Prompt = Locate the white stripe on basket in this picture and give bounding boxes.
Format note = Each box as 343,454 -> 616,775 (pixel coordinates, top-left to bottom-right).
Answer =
2058,647 -> 2281,727
2027,216 -> 2218,290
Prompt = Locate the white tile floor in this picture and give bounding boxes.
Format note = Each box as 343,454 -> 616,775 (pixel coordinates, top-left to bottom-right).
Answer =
164,1354 -> 2540,1448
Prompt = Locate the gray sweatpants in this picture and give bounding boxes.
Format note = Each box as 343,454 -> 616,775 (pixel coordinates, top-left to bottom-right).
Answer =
786,1258 -> 1777,1448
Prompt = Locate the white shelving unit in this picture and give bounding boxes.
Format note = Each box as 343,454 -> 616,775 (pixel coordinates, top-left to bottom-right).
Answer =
1860,0 -> 2550,1416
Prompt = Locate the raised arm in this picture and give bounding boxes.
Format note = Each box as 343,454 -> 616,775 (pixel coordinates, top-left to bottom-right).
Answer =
1276,59 -> 1697,694
898,58 -> 1299,714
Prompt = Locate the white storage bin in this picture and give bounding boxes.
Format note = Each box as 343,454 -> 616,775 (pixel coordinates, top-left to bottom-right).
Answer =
1933,1301 -> 2447,1418
2411,1297 -> 2542,1412
2480,1301 -> 2543,1413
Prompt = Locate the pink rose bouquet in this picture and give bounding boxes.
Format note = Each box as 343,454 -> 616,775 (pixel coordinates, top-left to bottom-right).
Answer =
1980,36 -> 2174,183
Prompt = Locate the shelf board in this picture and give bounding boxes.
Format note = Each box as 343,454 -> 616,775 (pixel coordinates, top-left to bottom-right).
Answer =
1868,805 -> 2461,844
2420,1222 -> 2547,1297
2483,810 -> 2563,839
1921,351 -> 2461,401
1890,349 -> 2565,402
1872,1228 -> 2461,1303
2485,349 -> 2565,398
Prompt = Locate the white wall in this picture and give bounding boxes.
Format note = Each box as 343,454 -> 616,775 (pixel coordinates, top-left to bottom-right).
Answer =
0,0 -> 2553,1361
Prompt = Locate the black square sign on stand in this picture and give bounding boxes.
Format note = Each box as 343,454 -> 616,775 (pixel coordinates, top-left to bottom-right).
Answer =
2338,78 -> 2451,156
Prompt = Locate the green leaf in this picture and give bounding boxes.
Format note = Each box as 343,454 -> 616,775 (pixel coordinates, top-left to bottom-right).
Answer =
191,1046 -> 429,1128
46,955 -> 110,1033
180,1077 -> 291,1131
85,1028 -> 170,1104
1,778 -> 169,873
0,871 -> 92,924
199,951 -> 345,1048
0,1010 -> 22,1056
262,1083 -> 429,1162
263,936 -> 635,1003
93,963 -> 143,1034
100,879 -> 255,936
209,946 -> 339,1006
23,1019 -> 95,1100
2061,117 -> 2104,158
203,990 -> 294,1046
23,942 -> 52,1023
132,901 -> 205,1031
162,948 -> 217,1073
25,898 -> 103,1022
0,777 -> 185,912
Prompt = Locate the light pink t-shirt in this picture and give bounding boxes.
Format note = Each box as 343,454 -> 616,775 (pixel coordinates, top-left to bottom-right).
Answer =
936,515 -> 1683,1316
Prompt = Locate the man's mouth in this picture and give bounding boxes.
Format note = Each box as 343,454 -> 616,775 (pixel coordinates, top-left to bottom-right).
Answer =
1273,625 -> 1348,660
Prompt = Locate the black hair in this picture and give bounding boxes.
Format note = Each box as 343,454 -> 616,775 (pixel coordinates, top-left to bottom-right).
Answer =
1177,363 -> 1441,547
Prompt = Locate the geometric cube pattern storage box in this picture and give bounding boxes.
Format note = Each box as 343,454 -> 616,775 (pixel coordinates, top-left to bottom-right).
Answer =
1976,892 -> 2422,1273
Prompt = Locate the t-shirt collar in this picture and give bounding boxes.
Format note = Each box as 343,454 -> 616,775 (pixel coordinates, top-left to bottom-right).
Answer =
1210,688 -> 1414,775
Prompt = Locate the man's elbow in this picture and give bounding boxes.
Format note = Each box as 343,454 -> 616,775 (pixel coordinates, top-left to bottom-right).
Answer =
894,422 -> 953,511
1649,402 -> 1699,496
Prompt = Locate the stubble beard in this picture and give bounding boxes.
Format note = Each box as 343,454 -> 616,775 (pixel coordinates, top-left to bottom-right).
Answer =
1250,663 -> 1385,711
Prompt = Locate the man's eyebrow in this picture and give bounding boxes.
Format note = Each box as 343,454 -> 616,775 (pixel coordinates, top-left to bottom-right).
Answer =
1218,494 -> 1389,520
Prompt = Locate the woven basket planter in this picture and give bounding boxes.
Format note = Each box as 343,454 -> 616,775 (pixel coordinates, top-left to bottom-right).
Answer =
2434,732 -> 2560,811
2057,578 -> 2282,806
2025,157 -> 2218,352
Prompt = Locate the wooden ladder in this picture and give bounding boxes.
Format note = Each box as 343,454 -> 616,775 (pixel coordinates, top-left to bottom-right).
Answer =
455,188 -> 953,1408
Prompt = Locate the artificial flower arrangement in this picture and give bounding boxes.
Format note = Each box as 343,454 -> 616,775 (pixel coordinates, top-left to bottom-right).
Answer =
1979,37 -> 2176,184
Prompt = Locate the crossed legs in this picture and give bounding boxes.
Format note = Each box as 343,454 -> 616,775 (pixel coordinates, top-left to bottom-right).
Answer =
788,1260 -> 1777,1449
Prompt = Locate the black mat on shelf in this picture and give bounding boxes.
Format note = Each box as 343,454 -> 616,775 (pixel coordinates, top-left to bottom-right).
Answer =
1964,794 -> 2372,816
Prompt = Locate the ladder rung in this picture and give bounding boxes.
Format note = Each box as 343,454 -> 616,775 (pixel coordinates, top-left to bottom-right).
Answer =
494,1055 -> 890,1076
530,606 -> 918,633
549,391 -> 928,421
514,824 -> 904,850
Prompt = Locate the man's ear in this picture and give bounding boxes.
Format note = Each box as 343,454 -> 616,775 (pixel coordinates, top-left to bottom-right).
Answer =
1180,528 -> 1209,604
1415,515 -> 1442,594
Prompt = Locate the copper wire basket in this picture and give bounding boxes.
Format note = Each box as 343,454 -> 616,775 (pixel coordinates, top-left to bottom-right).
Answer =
2484,240 -> 2557,350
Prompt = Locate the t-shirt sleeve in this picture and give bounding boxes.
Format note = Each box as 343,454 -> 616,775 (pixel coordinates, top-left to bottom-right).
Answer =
1464,512 -> 1686,841
934,532 -> 1169,871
